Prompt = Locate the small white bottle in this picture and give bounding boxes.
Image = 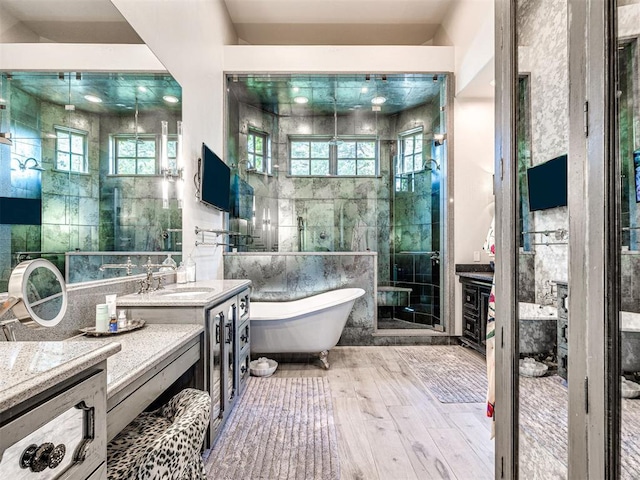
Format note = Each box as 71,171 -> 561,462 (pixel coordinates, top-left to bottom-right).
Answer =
186,254 -> 196,282
118,310 -> 128,329
176,262 -> 187,284
95,304 -> 109,333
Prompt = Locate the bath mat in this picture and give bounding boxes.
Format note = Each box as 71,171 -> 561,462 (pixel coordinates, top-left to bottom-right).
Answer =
205,377 -> 340,480
396,346 -> 488,403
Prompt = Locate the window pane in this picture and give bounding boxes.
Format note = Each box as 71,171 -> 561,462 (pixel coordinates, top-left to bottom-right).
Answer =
358,142 -> 376,159
310,141 -> 329,158
118,157 -> 136,174
254,155 -> 263,171
337,159 -> 356,176
56,152 -> 70,171
255,136 -> 263,154
247,153 -> 255,169
291,142 -> 309,158
167,140 -> 177,158
310,160 -> 329,175
118,139 -> 136,157
404,137 -> 414,154
404,155 -> 414,173
57,134 -> 70,153
137,158 -> 156,175
291,159 -> 310,175
137,140 -> 156,158
71,134 -> 84,154
247,135 -> 255,154
337,141 -> 355,158
358,160 -> 376,175
414,137 -> 423,153
71,154 -> 85,172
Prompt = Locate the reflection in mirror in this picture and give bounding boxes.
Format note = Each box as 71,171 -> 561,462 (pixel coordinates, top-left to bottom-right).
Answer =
0,72 -> 182,288
517,0 -> 569,477
226,73 -> 448,331
618,1 -> 640,477
26,266 -> 63,322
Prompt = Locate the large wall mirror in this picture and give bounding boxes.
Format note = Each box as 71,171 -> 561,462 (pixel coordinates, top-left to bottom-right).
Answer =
0,72 -> 182,288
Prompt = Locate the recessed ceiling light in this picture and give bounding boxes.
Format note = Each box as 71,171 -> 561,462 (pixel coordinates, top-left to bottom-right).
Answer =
84,94 -> 102,103
361,87 -> 368,93
138,86 -> 148,93
116,103 -> 127,107
293,96 -> 309,104
163,95 -> 180,104
371,96 -> 386,105
45,133 -> 57,139
489,79 -> 496,87
292,86 -> 300,93
0,98 -> 5,103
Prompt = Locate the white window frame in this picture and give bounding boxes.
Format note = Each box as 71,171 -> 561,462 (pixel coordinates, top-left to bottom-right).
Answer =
110,134 -> 177,175
55,126 -> 88,173
396,127 -> 425,192
247,129 -> 271,174
289,135 -> 378,177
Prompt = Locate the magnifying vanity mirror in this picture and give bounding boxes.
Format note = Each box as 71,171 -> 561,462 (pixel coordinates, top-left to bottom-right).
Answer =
0,259 -> 68,340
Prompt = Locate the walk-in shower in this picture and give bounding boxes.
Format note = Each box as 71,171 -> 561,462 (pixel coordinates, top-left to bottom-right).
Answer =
226,73 -> 450,332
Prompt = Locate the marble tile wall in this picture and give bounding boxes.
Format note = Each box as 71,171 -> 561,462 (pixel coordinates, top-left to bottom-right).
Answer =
518,0 -> 569,302
66,252 -> 182,284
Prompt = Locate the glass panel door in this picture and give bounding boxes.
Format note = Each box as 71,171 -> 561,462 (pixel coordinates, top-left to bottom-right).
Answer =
516,0 -> 570,477
617,1 -> 640,477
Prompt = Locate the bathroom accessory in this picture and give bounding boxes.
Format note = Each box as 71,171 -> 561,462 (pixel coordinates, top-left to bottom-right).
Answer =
519,358 -> 549,377
80,319 -> 145,337
136,257 -> 166,294
118,310 -> 127,329
99,256 -> 137,275
250,288 -> 365,369
186,254 -> 196,282
176,262 -> 187,284
249,357 -> 278,377
96,303 -> 109,333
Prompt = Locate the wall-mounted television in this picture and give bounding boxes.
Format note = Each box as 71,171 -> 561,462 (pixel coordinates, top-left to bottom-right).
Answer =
526,154 -> 568,211
200,143 -> 231,212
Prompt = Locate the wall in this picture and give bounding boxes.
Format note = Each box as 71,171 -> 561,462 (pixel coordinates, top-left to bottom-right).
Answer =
110,0 -> 238,281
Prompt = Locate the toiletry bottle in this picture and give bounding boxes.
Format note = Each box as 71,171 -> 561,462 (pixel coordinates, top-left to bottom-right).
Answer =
176,262 -> 187,284
186,254 -> 196,282
160,254 -> 177,272
106,294 -> 117,332
118,310 -> 127,329
96,304 -> 109,333
109,315 -> 118,333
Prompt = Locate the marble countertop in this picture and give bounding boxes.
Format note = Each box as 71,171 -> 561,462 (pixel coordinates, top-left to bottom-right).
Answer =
75,323 -> 204,399
116,279 -> 251,308
456,271 -> 494,282
0,341 -> 121,412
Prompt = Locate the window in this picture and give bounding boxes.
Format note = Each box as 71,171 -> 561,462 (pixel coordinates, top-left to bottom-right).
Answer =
396,128 -> 424,191
247,129 -> 271,173
55,127 -> 88,173
111,135 -> 177,175
289,137 -> 377,176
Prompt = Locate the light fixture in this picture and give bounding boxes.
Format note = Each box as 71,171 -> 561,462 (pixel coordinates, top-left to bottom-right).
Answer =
84,94 -> 102,103
138,86 -> 148,93
371,96 -> 386,105
361,87 -> 368,93
163,95 -> 179,104
489,79 -> 496,87
161,120 -> 184,210
434,133 -> 446,146
0,98 -> 5,103
293,96 -> 309,104
292,86 -> 300,93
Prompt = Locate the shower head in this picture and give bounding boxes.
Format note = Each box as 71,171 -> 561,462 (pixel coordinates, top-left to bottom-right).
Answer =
424,158 -> 440,171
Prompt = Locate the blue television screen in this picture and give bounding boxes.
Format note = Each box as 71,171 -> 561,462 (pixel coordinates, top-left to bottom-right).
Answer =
200,143 -> 231,212
527,154 -> 568,211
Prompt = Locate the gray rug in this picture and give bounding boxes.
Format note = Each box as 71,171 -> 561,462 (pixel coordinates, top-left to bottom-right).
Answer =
205,377 -> 340,480
396,346 -> 488,403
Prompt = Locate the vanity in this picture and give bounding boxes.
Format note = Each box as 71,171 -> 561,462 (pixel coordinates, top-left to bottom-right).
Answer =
116,279 -> 252,446
456,265 -> 494,355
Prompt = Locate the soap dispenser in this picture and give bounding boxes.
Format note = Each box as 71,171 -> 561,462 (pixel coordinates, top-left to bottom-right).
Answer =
176,262 -> 187,284
186,254 -> 196,282
160,254 -> 177,272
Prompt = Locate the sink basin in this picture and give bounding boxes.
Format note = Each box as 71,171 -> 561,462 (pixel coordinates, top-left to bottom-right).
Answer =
154,288 -> 215,298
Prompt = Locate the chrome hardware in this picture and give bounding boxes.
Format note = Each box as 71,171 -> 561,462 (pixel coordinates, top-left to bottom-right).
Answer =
240,365 -> 247,374
99,256 -> 137,275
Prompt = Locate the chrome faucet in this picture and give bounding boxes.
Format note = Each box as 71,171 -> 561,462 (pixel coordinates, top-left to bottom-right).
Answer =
99,256 -> 137,275
137,257 -> 169,294
539,280 -> 557,306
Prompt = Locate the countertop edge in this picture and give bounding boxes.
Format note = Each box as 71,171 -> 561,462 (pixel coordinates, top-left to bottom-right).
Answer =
0,342 -> 121,413
106,324 -> 204,399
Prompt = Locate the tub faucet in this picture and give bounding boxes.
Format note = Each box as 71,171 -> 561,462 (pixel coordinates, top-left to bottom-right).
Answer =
539,281 -> 556,306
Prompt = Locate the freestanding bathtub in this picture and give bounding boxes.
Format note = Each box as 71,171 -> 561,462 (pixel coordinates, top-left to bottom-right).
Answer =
518,302 -> 558,355
621,311 -> 640,372
250,288 -> 365,369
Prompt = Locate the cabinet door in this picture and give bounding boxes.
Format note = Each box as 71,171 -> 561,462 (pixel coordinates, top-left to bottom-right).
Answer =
479,288 -> 490,348
207,307 -> 223,439
224,302 -> 237,408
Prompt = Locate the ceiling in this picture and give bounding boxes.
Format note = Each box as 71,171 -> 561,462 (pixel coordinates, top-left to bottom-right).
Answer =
228,73 -> 443,115
2,72 -> 181,114
0,0 -> 454,45
224,0 -> 454,45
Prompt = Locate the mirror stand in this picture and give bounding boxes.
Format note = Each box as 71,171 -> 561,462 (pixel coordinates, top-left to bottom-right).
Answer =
0,318 -> 19,341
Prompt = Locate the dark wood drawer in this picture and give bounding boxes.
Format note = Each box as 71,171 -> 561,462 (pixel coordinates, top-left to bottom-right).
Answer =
463,285 -> 479,310
557,346 -> 568,380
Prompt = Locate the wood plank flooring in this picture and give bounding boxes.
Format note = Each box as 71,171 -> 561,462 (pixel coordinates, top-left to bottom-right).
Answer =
272,346 -> 495,480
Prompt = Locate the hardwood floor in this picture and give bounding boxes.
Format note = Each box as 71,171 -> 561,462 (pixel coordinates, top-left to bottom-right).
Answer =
272,346 -> 495,480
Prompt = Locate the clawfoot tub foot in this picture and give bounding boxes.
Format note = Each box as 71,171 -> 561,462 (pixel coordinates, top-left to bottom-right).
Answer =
319,350 -> 330,370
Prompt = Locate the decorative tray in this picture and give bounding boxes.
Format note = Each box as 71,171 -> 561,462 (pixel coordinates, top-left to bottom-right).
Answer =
80,319 -> 146,337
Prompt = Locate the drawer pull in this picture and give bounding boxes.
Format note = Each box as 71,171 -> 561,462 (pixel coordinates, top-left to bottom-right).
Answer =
240,365 -> 247,374
20,442 -> 66,472
20,444 -> 38,469
240,333 -> 249,343
48,444 -> 66,469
